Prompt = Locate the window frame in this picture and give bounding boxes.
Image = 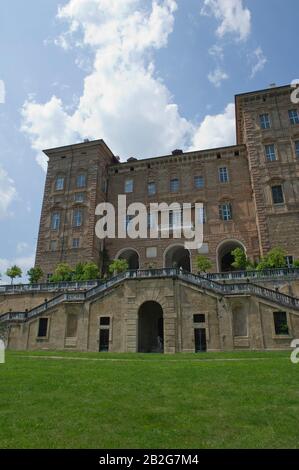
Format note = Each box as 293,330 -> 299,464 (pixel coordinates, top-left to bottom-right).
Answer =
72,238 -> 80,249
37,317 -> 49,339
265,144 -> 277,162
259,113 -> 271,129
194,175 -> 204,189
76,174 -> 87,189
51,212 -> 60,231
218,167 -> 229,183
219,202 -> 232,221
273,311 -> 289,336
124,179 -> 134,193
147,181 -> 156,196
72,208 -> 83,227
55,176 -> 65,191
289,109 -> 299,125
170,178 -> 180,193
271,185 -> 284,205
295,141 -> 299,159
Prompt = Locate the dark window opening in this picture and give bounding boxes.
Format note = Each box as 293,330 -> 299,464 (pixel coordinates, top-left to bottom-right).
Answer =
272,185 -> 284,204
38,318 -> 48,338
194,314 -> 205,323
99,329 -> 109,352
194,328 -> 207,352
273,312 -> 289,335
100,317 -> 110,326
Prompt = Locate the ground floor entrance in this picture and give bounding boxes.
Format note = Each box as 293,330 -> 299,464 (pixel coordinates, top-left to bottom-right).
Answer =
138,301 -> 164,353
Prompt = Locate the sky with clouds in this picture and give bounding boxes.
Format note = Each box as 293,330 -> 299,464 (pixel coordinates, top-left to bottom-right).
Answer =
0,0 -> 298,283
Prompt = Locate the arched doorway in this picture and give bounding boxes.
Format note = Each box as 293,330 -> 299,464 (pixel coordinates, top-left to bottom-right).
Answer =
164,245 -> 191,271
117,248 -> 140,269
138,301 -> 164,353
217,240 -> 246,272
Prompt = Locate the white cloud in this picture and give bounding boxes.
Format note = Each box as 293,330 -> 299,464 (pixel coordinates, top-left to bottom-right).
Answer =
0,80 -> 5,104
21,0 -> 194,168
208,67 -> 229,87
190,103 -> 236,150
201,0 -> 251,41
21,0 -> 237,170
249,47 -> 267,78
208,44 -> 224,61
0,165 -> 17,219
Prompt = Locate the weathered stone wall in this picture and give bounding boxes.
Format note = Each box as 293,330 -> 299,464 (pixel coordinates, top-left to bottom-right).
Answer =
5,277 -> 299,353
0,292 -> 58,316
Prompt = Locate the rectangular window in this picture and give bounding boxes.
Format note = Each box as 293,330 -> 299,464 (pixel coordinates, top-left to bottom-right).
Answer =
289,109 -> 299,125
72,238 -> 80,248
197,205 -> 206,224
99,329 -> 109,352
260,113 -> 271,129
125,179 -> 133,193
169,210 -> 182,229
271,185 -> 284,204
51,212 -> 60,230
146,247 -> 157,258
37,318 -> 48,338
219,203 -> 232,221
194,176 -> 204,189
219,167 -> 229,183
265,144 -> 276,162
285,256 -> 294,268
73,209 -> 83,227
76,174 -> 86,188
148,182 -> 156,195
74,192 -> 85,203
100,317 -> 110,326
55,176 -> 65,191
194,314 -> 205,323
273,312 -> 289,335
147,212 -> 156,230
295,141 -> 299,159
47,273 -> 52,283
170,178 -> 179,192
49,240 -> 57,251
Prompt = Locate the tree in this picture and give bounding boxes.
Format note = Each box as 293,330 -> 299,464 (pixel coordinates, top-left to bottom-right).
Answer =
231,248 -> 247,270
27,266 -> 43,284
195,255 -> 212,274
256,247 -> 287,271
294,260 -> 299,268
81,262 -> 101,281
50,263 -> 73,282
108,259 -> 129,275
6,265 -> 22,285
72,263 -> 85,281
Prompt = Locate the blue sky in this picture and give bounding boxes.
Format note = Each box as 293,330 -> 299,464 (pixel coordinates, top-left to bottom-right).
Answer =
0,0 -> 298,283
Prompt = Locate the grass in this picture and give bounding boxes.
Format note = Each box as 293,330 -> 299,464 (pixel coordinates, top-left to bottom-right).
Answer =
1,350 -> 299,449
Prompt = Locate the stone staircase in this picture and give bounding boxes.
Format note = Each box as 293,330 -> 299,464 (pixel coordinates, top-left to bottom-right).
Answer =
1,268 -> 299,324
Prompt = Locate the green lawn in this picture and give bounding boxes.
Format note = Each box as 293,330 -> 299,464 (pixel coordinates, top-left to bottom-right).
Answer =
1,350 -> 299,449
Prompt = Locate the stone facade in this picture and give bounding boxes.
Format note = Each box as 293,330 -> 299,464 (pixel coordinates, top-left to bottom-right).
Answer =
34,85 -> 299,279
3,84 -> 299,354
6,276 -> 299,353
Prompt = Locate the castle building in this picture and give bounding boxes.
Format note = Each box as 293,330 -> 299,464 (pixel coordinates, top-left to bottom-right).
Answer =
35,84 -> 299,277
1,84 -> 299,354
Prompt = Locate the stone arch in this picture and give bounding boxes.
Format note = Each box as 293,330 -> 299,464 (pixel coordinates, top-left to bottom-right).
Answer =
216,239 -> 247,272
138,301 -> 164,353
163,244 -> 191,272
116,248 -> 140,270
